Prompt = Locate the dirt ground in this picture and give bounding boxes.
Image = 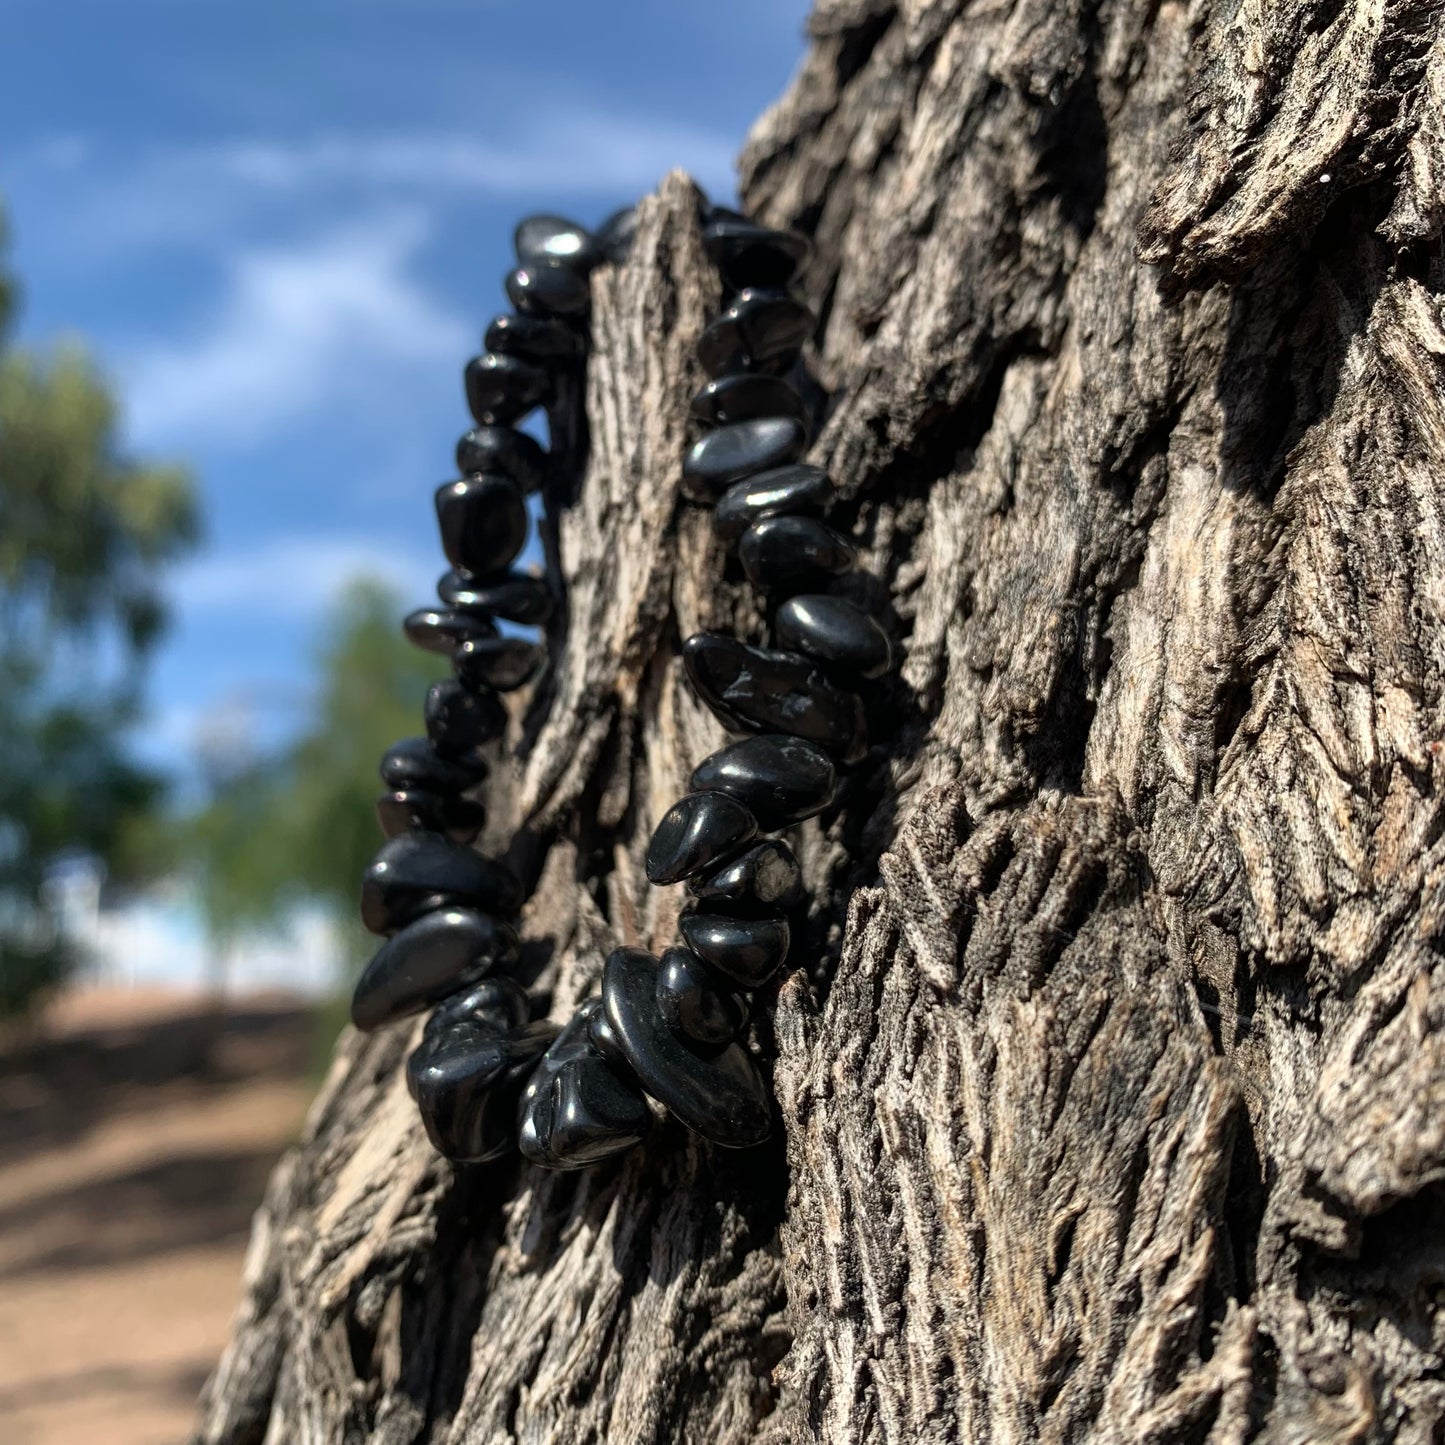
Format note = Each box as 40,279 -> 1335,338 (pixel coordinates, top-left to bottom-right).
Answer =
0,988 -> 317,1445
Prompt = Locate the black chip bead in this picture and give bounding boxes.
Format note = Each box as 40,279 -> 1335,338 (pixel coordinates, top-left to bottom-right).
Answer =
455,635 -> 544,693
702,218 -> 810,290
409,1013 -> 559,1164
464,353 -> 553,425
434,475 -> 528,578
424,975 -> 530,1041
739,515 -> 855,592
601,947 -> 770,1148
681,633 -> 867,763
485,311 -> 587,363
424,678 -> 507,762
776,594 -> 894,680
713,464 -> 834,544
688,734 -> 836,831
644,791 -> 758,886
656,947 -> 747,1048
403,607 -> 498,657
438,569 -> 554,625
517,1007 -> 651,1169
380,735 -> 487,795
376,789 -> 487,844
361,832 -> 522,936
690,839 -> 804,911
455,425 -> 547,493
586,998 -> 631,1069
679,911 -> 790,989
351,907 -> 518,1031
505,260 -> 591,320
513,213 -> 602,271
691,374 -> 807,428
696,289 -> 814,377
681,417 -> 808,501
595,206 -> 638,263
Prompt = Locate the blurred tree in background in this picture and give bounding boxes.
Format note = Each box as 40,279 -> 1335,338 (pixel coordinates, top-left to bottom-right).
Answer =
0,199 -> 198,1016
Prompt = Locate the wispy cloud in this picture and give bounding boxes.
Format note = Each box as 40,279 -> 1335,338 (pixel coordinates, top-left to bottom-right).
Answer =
117,210 -> 469,447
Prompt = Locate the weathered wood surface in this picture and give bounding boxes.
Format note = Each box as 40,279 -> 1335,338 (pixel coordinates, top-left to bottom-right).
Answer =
193,1 -> 1445,1441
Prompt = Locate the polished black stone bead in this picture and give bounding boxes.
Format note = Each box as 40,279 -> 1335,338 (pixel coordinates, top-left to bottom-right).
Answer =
776,594 -> 894,679
696,289 -> 814,377
594,206 -> 638,263
690,840 -> 803,911
505,261 -> 590,320
454,635 -> 544,693
455,425 -> 546,493
351,907 -> 518,1031
681,633 -> 867,763
681,417 -> 808,501
376,788 -> 486,844
425,975 -> 530,1040
409,1012 -> 558,1164
656,947 -> 746,1047
485,311 -> 587,364
380,735 -> 487,796
514,213 -> 602,271
601,946 -> 769,1147
403,607 -> 498,657
713,464 -> 833,544
688,734 -> 836,831
424,679 -> 507,761
464,352 -> 552,425
434,475 -> 528,578
517,1007 -> 651,1170
690,374 -> 807,428
586,998 -> 631,1069
437,569 -> 554,625
679,911 -> 790,988
361,832 -> 522,936
702,218 -> 810,290
644,791 -> 757,886
739,515 -> 855,592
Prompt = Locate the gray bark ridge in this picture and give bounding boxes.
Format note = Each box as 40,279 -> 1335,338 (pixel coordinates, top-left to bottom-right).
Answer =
194,1 -> 1445,1441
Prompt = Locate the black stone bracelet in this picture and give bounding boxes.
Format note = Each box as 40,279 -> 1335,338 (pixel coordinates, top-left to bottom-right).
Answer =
350,197 -> 894,1172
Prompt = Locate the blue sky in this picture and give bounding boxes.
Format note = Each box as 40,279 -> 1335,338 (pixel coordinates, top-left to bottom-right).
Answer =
2,0 -> 812,781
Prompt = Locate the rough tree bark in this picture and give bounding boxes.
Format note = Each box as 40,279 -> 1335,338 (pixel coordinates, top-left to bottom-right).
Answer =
193,1 -> 1445,1440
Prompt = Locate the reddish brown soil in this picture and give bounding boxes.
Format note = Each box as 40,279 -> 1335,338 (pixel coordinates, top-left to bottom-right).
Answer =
0,988 -> 316,1445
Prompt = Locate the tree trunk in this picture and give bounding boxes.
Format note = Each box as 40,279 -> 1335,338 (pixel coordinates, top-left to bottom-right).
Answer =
192,2 -> 1445,1440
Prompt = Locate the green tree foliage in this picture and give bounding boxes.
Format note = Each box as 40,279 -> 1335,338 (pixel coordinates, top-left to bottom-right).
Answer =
188,578 -> 446,977
0,201 -> 199,1014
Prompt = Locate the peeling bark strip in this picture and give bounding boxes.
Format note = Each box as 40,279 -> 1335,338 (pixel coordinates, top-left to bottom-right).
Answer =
196,2 -> 1445,1442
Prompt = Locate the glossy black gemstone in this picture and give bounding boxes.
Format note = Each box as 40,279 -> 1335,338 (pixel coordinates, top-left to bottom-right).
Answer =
455,425 -> 546,493
425,975 -> 530,1040
485,311 -> 586,363
437,569 -> 554,625
691,374 -> 807,428
517,1007 -> 651,1169
689,734 -> 836,830
595,206 -> 638,263
454,635 -> 544,692
403,607 -> 498,657
644,791 -> 757,886
690,840 -> 804,911
601,947 -> 769,1147
464,353 -> 552,425
656,947 -> 746,1047
586,999 -> 631,1069
514,213 -> 602,271
681,633 -> 867,763
681,417 -> 808,501
380,735 -> 487,796
713,464 -> 833,543
696,289 -> 814,377
424,679 -> 507,761
361,832 -> 522,936
434,475 -> 528,578
702,218 -> 810,290
351,907 -> 518,1031
776,594 -> 893,679
376,788 -> 486,844
679,911 -> 790,988
739,515 -> 855,592
505,261 -> 590,320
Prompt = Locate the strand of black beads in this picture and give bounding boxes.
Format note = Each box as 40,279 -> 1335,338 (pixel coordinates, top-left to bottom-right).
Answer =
349,213 -> 616,1164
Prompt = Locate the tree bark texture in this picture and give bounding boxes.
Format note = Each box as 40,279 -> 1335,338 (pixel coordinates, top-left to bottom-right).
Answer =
193,2 -> 1445,1441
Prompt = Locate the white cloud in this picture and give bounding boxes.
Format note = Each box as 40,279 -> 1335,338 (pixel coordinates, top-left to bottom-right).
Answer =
117,210 -> 470,447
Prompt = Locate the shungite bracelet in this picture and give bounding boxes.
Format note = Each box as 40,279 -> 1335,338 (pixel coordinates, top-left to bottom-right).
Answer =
350,198 -> 894,1170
